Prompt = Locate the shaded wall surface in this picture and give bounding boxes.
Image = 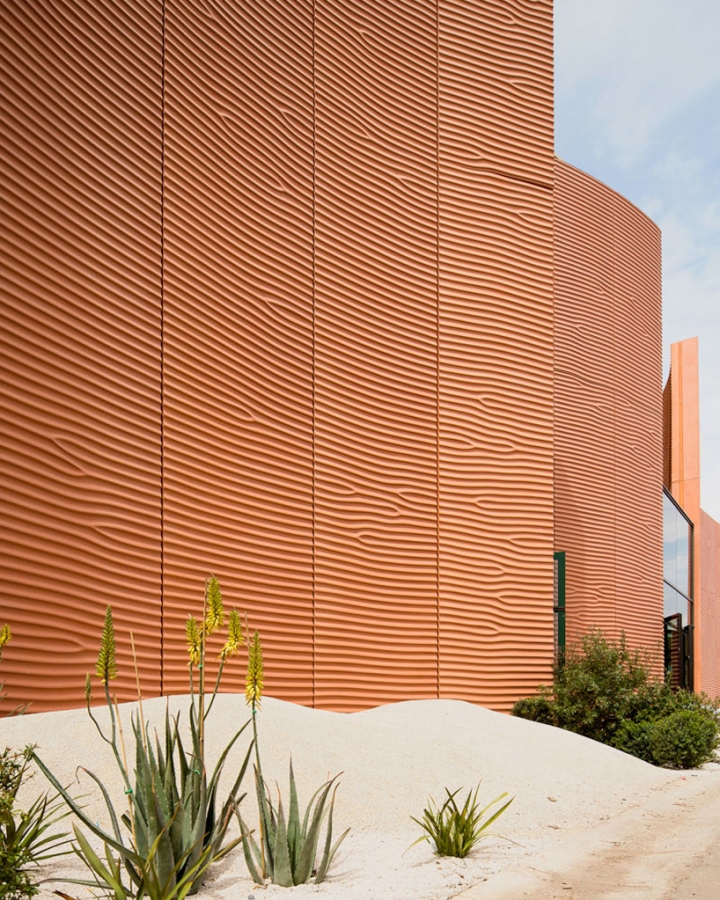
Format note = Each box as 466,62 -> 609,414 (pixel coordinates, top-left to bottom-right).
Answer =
700,510 -> 720,698
666,338 -> 703,688
554,160 -> 663,654
1,0 -> 554,714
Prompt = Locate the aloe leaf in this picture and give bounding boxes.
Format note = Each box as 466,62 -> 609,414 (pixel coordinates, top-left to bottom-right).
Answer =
294,779 -> 334,884
272,791 -> 293,887
236,809 -> 263,885
314,783 -> 348,883
72,826 -> 127,900
286,758 -> 300,868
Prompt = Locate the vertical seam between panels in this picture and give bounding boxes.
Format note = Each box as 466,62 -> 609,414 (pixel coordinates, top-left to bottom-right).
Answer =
160,0 -> 166,696
312,0 -> 317,709
436,0 -> 441,700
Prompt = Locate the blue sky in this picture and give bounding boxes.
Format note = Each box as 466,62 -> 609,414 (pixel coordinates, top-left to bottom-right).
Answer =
555,0 -> 720,520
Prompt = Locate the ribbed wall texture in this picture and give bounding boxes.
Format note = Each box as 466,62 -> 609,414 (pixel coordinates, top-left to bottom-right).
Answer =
700,510 -> 720,698
0,0 -> 163,713
554,160 -> 663,654
162,1 -> 314,703
313,0 -> 439,709
3,0 -> 554,713
668,338 -> 702,687
437,0 -> 555,707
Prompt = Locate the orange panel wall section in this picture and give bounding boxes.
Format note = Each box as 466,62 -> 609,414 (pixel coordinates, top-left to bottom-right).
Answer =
2,0 -> 554,713
667,337 -> 703,688
554,160 -> 663,656
700,510 -> 720,698
438,0 -> 555,707
0,0 -> 163,713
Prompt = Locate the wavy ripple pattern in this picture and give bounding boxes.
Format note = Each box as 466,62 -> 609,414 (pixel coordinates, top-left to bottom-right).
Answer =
4,0 -> 558,714
437,0 -> 555,708
0,0 -> 163,712
314,0 -> 439,711
700,511 -> 720,697
162,0 -> 314,703
554,160 -> 663,654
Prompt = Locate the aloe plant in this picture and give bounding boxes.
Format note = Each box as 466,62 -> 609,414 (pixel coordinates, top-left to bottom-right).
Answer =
34,578 -> 253,900
409,784 -> 513,858
237,631 -> 349,886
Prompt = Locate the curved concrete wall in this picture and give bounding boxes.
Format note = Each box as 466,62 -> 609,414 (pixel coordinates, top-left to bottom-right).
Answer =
554,160 -> 663,655
1,0 -> 553,714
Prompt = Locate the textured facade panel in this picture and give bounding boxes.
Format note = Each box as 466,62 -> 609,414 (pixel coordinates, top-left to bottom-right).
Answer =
437,0 -> 555,709
613,203 -> 663,648
162,0 -> 314,703
700,510 -> 720,698
668,338 -> 702,686
554,160 -> 663,654
553,167 -> 617,641
313,0 -> 439,711
0,0 -> 162,713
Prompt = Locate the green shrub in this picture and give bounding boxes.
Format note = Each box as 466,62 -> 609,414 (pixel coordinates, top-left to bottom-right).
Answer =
510,696 -> 556,725
611,720 -> 656,763
1,747 -> 71,900
512,630 -> 720,769
649,709 -> 720,769
409,785 -> 513,859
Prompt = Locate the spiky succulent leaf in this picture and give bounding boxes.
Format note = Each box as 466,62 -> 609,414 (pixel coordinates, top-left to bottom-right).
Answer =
246,630 -> 264,709
95,606 -> 117,684
204,575 -> 225,635
84,672 -> 92,705
186,616 -> 201,666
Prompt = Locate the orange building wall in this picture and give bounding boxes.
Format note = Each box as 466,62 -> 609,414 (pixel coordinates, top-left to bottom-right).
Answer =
554,160 -> 663,654
437,0 -> 555,706
667,337 -> 703,688
700,511 -> 720,698
0,0 -> 164,711
1,0 -> 553,714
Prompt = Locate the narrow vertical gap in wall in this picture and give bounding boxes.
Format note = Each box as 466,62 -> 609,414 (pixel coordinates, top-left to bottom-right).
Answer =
159,0 -> 166,696
311,0 -> 317,709
435,0 -> 441,701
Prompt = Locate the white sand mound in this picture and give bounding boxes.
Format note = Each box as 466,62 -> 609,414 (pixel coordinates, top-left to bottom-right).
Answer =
1,695 -> 682,900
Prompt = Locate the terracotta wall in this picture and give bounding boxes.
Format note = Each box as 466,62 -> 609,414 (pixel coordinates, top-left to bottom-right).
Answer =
437,0 -> 554,707
554,160 -> 663,654
700,510 -> 720,698
1,0 -> 553,714
666,337 -> 703,688
0,0 -> 164,711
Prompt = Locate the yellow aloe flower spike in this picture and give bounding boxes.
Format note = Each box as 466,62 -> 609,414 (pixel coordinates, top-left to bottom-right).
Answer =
221,609 -> 244,659
205,575 -> 225,635
96,606 -> 117,684
246,630 -> 264,710
186,616 -> 201,666
0,623 -> 10,659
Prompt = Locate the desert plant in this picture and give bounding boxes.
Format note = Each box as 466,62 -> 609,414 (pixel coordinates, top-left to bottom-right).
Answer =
237,631 -> 349,886
1,746 -> 72,900
409,784 -> 513,859
34,578 -> 253,900
648,708 -> 719,769
510,695 -> 556,725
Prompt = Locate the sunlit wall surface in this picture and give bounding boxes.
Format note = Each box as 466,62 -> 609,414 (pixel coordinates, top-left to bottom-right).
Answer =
0,0 -> 554,713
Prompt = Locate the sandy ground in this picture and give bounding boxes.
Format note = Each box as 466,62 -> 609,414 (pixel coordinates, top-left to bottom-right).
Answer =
2,694 -> 718,900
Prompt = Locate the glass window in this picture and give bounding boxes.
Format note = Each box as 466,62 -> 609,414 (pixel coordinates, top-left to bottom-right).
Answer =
663,491 -> 691,598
